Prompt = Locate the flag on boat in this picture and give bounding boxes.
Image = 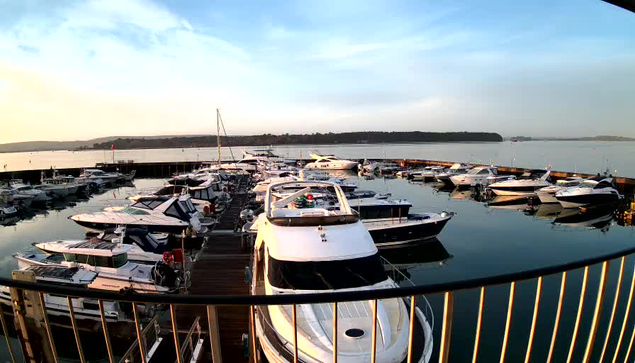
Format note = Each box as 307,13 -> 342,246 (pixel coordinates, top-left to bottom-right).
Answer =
110,143 -> 115,151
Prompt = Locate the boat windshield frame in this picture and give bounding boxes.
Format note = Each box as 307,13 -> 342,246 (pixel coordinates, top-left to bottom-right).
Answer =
267,252 -> 388,290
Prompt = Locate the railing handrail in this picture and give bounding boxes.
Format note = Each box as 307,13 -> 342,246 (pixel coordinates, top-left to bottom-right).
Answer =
4,244 -> 635,305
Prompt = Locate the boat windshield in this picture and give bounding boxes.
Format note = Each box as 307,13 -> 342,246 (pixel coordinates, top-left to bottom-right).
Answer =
578,182 -> 597,189
467,168 -> 484,175
267,253 -> 387,290
118,207 -> 150,215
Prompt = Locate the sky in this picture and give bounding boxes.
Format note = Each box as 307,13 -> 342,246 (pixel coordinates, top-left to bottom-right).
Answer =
0,0 -> 634,144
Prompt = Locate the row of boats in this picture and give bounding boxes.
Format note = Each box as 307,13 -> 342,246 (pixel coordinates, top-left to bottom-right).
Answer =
399,164 -> 623,209
0,168 -> 136,217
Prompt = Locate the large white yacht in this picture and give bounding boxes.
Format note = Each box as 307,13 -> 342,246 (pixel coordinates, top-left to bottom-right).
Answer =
251,181 -> 433,363
304,152 -> 359,170
409,166 -> 445,182
78,168 -> 122,185
449,166 -> 514,188
70,195 -> 205,234
555,176 -> 622,208
488,169 -> 551,197
15,241 -> 185,294
8,180 -> 50,203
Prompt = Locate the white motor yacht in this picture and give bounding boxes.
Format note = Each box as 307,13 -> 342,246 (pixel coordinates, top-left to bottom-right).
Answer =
410,166 -> 446,182
488,169 -> 551,197
9,180 -> 50,203
304,152 -> 358,170
555,177 -> 622,208
78,169 -> 121,185
435,164 -> 471,184
15,241 -> 184,294
251,180 -> 433,363
0,187 -> 35,207
71,195 -> 205,234
0,266 -> 132,322
536,176 -> 584,204
450,166 -> 514,188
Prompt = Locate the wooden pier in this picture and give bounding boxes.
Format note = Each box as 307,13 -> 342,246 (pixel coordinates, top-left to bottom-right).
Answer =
175,175 -> 252,363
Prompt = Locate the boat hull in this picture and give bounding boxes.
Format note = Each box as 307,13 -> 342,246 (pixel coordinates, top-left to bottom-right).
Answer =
364,214 -> 451,248
72,218 -> 189,234
556,193 -> 620,209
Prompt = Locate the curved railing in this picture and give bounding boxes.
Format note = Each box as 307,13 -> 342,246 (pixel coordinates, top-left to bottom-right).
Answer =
3,244 -> 635,362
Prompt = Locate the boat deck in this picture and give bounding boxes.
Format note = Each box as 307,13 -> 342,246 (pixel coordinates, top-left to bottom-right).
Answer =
176,175 -> 252,363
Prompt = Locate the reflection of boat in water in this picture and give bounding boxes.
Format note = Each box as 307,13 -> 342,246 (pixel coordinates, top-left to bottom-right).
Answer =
380,239 -> 453,271
526,203 -> 563,220
553,207 -> 615,230
487,196 -> 529,210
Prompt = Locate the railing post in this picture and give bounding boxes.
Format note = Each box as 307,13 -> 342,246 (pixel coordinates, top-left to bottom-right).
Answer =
472,287 -> 485,363
38,292 -> 58,363
98,300 -> 115,363
499,282 -> 516,363
611,262 -> 635,363
407,295 -> 417,363
207,305 -> 223,363
293,304 -> 298,363
250,306 -> 258,363
547,271 -> 568,363
439,291 -> 455,363
566,266 -> 589,363
333,302 -> 338,363
132,303 -> 147,363
582,261 -> 609,363
524,278 -> 542,363
0,305 -> 17,363
371,299 -> 378,363
170,304 -> 183,363
67,297 -> 86,363
599,256 -> 625,362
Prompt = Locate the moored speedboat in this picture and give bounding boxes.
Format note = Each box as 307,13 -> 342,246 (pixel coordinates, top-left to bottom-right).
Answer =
537,176 -> 584,204
15,241 -> 185,294
363,212 -> 452,248
488,169 -> 551,197
435,163 -> 471,184
304,152 -> 358,170
555,177 -> 622,209
0,266 -> 133,322
70,195 -> 205,234
251,180 -> 433,363
450,166 -> 514,188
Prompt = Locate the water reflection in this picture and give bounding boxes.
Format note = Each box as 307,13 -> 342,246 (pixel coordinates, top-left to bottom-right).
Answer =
553,207 -> 614,231
381,239 -> 453,283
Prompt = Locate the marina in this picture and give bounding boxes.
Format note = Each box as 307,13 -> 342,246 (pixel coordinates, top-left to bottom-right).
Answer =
0,149 -> 634,362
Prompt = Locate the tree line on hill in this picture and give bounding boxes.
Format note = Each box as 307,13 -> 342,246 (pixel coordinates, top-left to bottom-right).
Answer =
86,131 -> 503,150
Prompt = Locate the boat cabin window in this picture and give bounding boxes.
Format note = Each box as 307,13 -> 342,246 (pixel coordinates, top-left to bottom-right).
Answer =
595,181 -> 614,189
477,169 -> 490,175
267,253 -> 388,290
578,181 -> 596,189
166,204 -> 188,220
63,253 -> 128,268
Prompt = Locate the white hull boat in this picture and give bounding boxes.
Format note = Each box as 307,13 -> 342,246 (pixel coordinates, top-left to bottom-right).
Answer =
251,180 -> 434,363
489,170 -> 551,197
305,152 -> 358,170
450,166 -> 514,187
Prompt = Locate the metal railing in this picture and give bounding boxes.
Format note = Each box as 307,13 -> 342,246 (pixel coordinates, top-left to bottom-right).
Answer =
4,244 -> 635,362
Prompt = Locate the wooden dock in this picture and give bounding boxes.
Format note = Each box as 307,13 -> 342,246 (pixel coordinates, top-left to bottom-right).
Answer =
175,176 -> 252,363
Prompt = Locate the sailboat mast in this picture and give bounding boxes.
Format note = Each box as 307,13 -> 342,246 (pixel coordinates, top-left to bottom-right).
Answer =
216,108 -> 221,164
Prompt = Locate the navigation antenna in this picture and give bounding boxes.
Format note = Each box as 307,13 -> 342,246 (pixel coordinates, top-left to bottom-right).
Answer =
216,109 -> 235,163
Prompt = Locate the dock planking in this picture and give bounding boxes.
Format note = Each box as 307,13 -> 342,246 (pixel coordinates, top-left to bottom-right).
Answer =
175,175 -> 252,363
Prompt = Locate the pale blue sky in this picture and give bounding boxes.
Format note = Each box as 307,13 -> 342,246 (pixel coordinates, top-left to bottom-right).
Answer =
0,0 -> 634,143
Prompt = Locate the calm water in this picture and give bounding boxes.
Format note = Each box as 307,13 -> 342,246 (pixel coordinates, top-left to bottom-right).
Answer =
0,175 -> 634,362
2,140 -> 635,177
